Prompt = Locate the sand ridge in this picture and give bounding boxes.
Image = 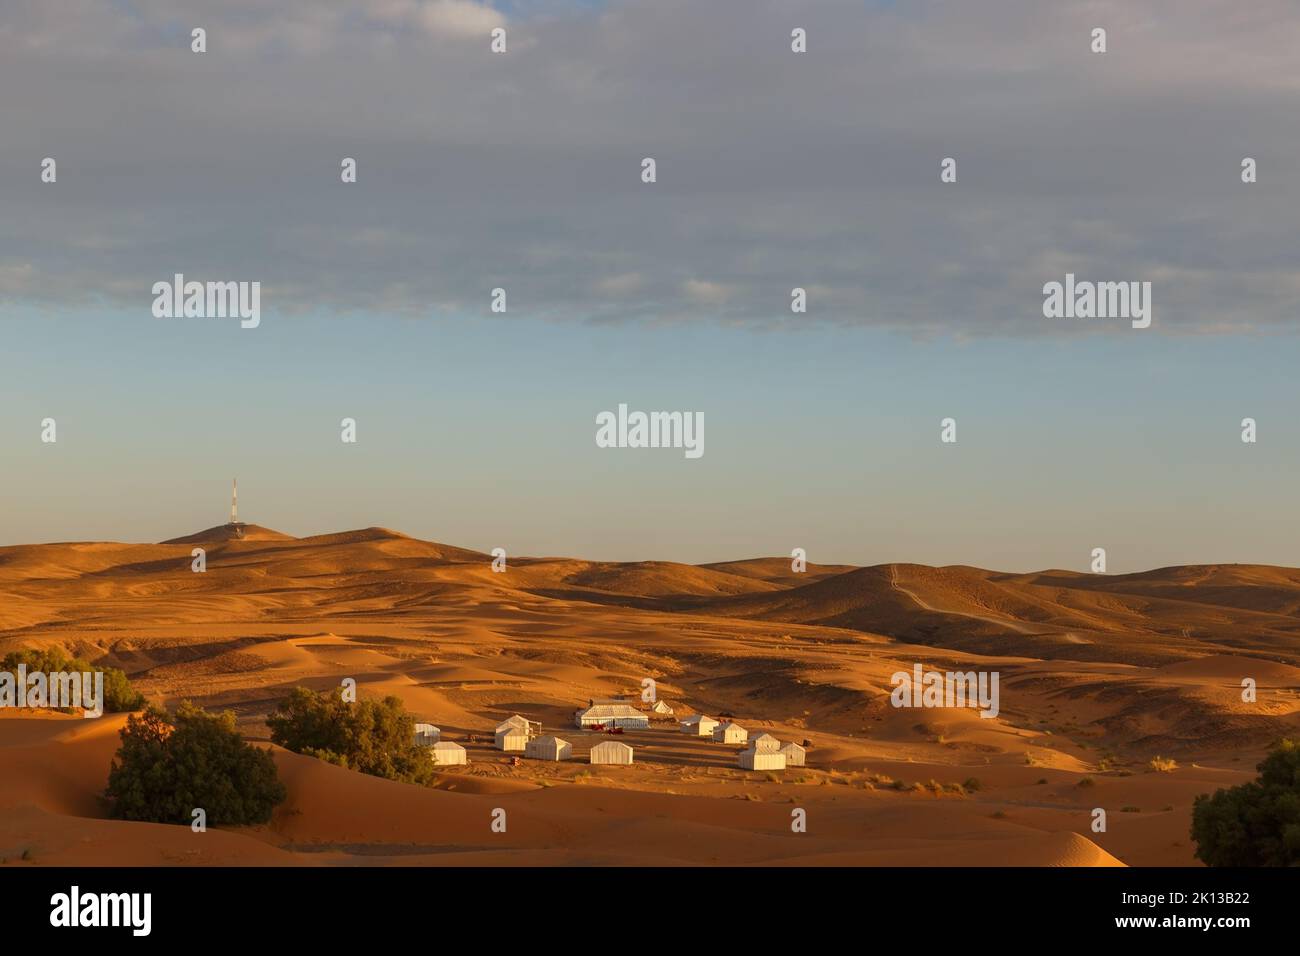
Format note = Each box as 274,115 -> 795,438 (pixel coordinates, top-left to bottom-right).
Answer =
3,530 -> 1299,866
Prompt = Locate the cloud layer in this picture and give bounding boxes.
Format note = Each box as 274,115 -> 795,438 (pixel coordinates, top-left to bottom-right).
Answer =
2,0 -> 1298,334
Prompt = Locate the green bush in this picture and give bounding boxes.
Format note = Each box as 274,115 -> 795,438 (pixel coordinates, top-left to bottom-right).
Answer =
2,647 -> 145,712
105,702 -> 285,825
1191,739 -> 1300,867
267,686 -> 435,785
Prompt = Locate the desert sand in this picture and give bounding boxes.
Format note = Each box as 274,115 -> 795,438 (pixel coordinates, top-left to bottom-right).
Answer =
3,524 -> 1299,866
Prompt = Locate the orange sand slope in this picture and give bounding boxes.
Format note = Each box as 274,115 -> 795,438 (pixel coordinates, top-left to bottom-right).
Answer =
2,527 -> 1298,866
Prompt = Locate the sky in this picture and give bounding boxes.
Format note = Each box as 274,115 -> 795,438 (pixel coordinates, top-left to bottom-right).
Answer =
2,0 -> 1299,571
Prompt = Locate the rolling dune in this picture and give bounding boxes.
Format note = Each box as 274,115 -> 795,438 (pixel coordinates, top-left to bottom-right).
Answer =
3,528 -> 1299,866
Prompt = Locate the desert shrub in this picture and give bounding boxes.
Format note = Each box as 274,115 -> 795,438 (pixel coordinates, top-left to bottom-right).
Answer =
267,686 -> 435,786
1149,756 -> 1178,773
105,702 -> 284,825
962,777 -> 982,792
1,647 -> 145,712
1077,776 -> 1095,788
1192,739 -> 1300,867
1121,806 -> 1141,813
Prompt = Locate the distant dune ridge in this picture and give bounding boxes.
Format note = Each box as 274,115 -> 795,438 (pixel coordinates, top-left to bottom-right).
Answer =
2,524 -> 1298,867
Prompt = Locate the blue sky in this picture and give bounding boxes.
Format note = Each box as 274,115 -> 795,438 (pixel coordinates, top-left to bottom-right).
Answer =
4,304 -> 1297,571
2,0 -> 1298,570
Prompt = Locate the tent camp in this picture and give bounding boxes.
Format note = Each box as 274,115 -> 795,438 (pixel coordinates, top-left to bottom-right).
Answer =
589,740 -> 634,765
749,732 -> 780,753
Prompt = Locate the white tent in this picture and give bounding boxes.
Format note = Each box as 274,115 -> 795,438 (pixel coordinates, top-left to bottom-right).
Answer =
681,715 -> 719,737
495,714 -> 533,751
430,741 -> 467,765
575,703 -> 649,730
713,721 -> 748,746
652,700 -> 674,715
739,748 -> 786,771
778,742 -> 806,767
496,727 -> 529,751
525,735 -> 573,761
495,714 -> 530,734
413,723 -> 440,746
589,740 -> 634,765
749,732 -> 780,753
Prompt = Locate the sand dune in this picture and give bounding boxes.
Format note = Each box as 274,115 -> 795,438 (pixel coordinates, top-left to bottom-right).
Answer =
2,528 -> 1298,866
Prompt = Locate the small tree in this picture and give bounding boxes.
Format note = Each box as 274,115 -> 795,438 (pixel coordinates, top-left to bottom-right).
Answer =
1191,738 -> 1300,866
105,702 -> 285,825
267,686 -> 435,785
1,647 -> 145,712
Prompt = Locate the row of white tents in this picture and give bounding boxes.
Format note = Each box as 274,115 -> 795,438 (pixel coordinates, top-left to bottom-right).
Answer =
493,715 -> 634,764
680,715 -> 806,770
418,709 -> 807,772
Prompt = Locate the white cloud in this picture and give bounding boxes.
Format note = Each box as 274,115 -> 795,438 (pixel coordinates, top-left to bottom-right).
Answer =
683,279 -> 734,305
593,273 -> 645,296
417,0 -> 504,39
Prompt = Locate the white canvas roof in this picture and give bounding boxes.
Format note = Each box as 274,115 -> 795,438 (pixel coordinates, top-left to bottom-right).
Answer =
578,703 -> 644,720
